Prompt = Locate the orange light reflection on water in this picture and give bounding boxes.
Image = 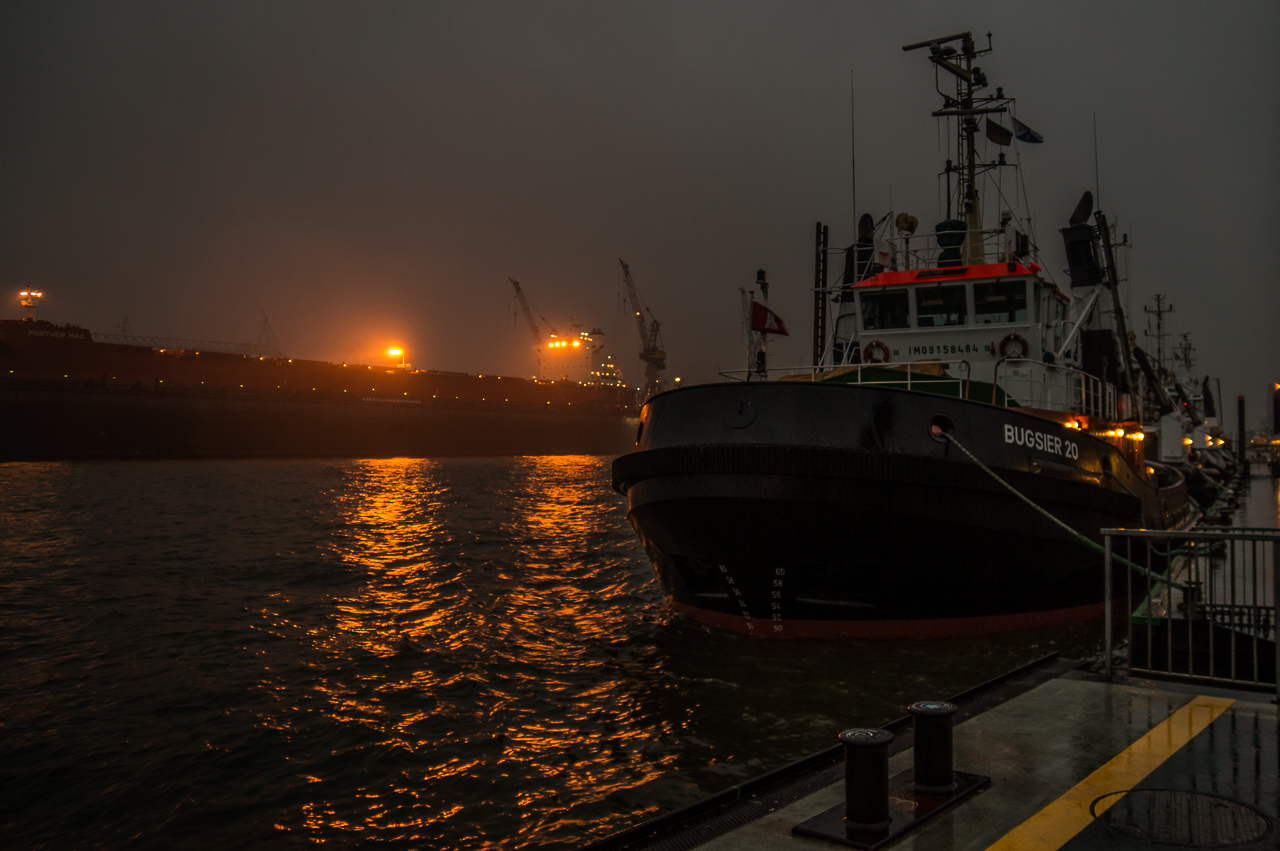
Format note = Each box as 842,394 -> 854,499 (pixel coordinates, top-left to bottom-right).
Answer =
254,456 -> 678,848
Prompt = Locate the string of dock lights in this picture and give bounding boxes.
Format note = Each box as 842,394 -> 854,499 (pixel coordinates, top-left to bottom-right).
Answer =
371,345 -> 586,407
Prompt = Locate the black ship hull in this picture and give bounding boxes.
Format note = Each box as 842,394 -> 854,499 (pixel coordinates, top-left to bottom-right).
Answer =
611,383 -> 1194,638
0,318 -> 638,460
0,381 -> 637,460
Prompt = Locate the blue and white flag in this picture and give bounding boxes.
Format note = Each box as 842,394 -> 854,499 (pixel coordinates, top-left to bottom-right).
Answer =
1013,117 -> 1043,144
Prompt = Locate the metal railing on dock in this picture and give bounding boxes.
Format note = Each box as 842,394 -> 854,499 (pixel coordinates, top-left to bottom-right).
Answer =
1104,527 -> 1279,698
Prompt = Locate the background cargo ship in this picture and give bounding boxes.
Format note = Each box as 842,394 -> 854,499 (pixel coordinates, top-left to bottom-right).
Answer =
0,306 -> 637,461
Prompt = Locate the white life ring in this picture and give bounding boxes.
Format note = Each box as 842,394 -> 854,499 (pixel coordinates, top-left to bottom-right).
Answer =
999,333 -> 1029,359
863,340 -> 891,364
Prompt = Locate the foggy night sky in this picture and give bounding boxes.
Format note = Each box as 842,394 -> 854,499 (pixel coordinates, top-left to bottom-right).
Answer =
2,1 -> 1277,418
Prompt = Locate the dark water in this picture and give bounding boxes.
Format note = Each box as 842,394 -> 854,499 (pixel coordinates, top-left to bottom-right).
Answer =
4,456 -> 1264,850
1239,461 -> 1280,529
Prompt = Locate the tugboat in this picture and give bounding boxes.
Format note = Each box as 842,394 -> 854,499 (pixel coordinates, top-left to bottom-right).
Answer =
1123,309 -> 1239,507
611,31 -> 1196,638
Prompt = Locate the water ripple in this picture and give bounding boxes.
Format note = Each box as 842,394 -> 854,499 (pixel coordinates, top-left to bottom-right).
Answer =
0,456 -> 1110,849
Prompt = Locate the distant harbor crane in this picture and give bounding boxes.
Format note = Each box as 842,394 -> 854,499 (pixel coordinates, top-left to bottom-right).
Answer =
618,259 -> 666,400
509,277 -> 552,346
506,277 -> 563,342
510,277 -> 576,380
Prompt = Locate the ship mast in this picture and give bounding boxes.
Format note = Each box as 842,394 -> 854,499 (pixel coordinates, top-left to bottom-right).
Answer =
19,288 -> 43,321
1172,332 -> 1196,376
903,31 -> 1012,265
1143,293 -> 1174,376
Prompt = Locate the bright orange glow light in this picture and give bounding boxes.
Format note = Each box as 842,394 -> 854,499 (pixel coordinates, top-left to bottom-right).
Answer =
388,348 -> 403,358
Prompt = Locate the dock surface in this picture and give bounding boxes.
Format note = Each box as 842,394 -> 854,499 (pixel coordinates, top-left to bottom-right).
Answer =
630,672 -> 1277,850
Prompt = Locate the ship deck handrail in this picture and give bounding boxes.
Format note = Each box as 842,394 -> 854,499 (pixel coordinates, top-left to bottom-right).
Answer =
847,223 -> 1027,278
995,358 -> 1117,419
1102,527 -> 1280,540
90,331 -> 278,358
718,358 -> 1116,419
718,360 -> 973,395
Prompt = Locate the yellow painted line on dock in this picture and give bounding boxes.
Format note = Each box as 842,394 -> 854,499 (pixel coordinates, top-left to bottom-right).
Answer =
984,694 -> 1235,851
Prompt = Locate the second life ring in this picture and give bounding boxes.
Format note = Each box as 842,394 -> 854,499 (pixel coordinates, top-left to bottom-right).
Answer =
863,340 -> 891,364
999,333 -> 1029,359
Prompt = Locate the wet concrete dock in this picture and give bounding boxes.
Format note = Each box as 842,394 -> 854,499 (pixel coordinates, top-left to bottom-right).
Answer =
585,468 -> 1279,851
598,670 -> 1277,850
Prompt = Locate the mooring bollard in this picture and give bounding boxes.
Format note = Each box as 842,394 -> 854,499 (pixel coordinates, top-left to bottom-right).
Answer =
838,728 -> 894,829
796,704 -> 990,845
909,700 -> 958,792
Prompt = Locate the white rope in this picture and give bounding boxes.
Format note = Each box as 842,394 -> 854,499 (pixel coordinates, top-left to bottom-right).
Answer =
940,429 -> 1182,589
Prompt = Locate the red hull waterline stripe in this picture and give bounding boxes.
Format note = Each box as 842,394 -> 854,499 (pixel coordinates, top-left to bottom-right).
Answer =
671,599 -> 1113,639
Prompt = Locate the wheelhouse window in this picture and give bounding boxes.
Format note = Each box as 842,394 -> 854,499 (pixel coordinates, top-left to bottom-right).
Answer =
915,285 -> 967,327
973,281 -> 1027,324
860,289 -> 910,331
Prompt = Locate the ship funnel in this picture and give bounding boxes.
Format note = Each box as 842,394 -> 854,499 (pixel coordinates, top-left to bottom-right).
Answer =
1202,376 -> 1217,418
1061,191 -> 1103,287
1068,191 -> 1093,226
857,213 -> 876,243
846,214 -> 879,283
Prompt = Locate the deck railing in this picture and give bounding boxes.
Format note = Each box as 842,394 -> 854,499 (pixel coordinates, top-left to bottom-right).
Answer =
718,360 -> 972,397
719,358 -> 1116,419
849,224 -> 1023,276
1103,527 -> 1279,697
994,358 -> 1116,419
91,332 -> 279,358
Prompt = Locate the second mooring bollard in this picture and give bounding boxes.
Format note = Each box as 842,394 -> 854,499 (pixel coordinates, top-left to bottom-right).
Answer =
909,700 -> 958,792
838,728 -> 894,829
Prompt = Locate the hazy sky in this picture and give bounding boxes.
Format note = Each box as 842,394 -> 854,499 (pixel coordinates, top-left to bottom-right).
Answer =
3,1 -> 1277,417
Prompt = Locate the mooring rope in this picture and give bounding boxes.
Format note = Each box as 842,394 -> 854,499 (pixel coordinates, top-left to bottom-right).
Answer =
937,427 -> 1183,590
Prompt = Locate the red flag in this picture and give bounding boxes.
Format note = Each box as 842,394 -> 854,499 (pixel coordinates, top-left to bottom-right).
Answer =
985,117 -> 1012,146
751,301 -> 789,336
